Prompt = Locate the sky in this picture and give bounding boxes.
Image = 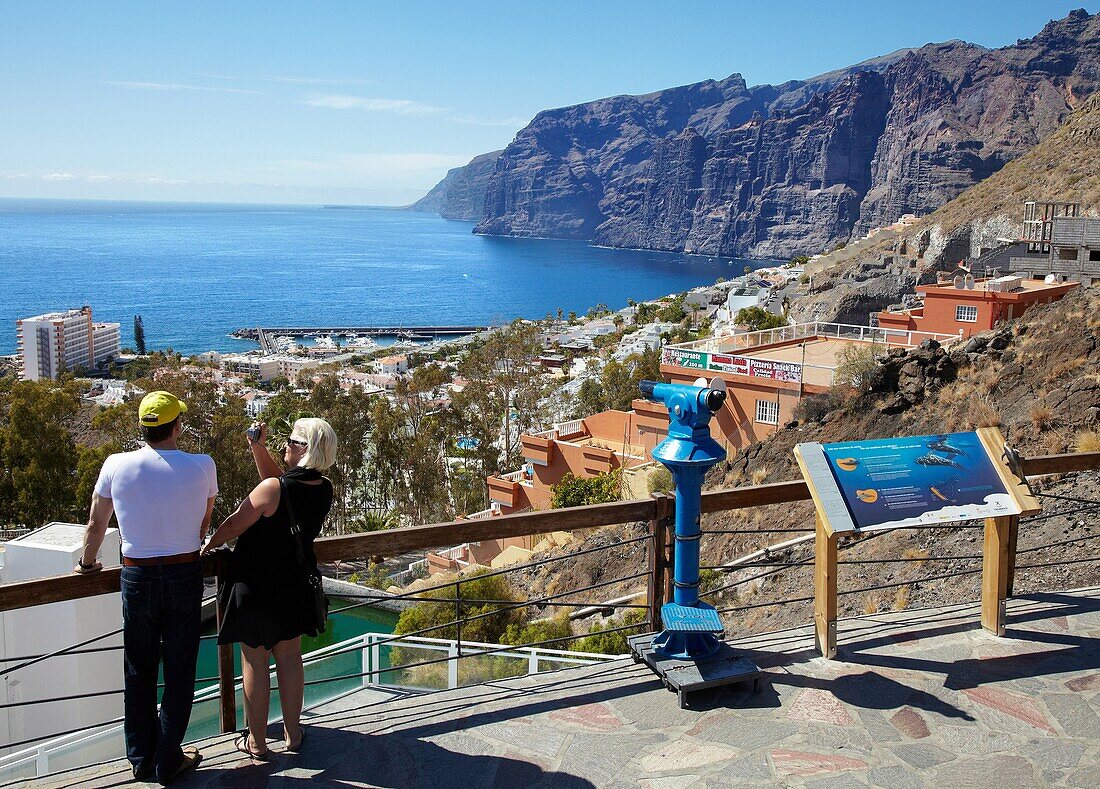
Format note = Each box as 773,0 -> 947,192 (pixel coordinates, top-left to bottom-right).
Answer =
1,1 -> 1095,206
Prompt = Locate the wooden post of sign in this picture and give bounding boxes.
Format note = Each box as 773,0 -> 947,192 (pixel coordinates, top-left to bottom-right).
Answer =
1006,516 -> 1019,597
214,553 -> 237,733
813,513 -> 838,659
982,514 -> 1016,636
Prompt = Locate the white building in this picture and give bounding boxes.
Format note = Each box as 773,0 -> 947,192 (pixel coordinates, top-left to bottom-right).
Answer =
16,307 -> 121,381
375,354 -> 408,376
0,523 -> 123,772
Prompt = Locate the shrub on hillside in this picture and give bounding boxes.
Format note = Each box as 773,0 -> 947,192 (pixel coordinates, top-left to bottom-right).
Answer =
550,470 -> 623,508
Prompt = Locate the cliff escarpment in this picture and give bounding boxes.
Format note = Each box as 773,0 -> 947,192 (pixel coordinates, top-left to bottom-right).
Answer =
423,10 -> 1099,259
410,150 -> 502,221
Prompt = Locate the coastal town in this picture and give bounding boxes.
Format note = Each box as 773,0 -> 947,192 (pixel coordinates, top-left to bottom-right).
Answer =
4,200 -> 1097,589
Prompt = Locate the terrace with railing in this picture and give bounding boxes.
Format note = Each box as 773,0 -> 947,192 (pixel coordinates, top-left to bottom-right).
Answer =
661,321 -> 962,390
1,448 -> 1098,785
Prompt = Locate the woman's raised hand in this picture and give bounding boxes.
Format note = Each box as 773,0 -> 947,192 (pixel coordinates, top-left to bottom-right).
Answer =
246,421 -> 268,447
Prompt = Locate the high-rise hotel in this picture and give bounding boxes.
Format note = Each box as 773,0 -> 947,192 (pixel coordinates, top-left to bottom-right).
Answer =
15,306 -> 121,380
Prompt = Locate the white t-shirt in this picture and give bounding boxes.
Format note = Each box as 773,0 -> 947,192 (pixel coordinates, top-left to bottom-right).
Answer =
94,446 -> 218,559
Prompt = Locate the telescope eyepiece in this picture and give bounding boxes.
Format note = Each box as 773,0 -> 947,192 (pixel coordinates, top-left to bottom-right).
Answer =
705,389 -> 726,412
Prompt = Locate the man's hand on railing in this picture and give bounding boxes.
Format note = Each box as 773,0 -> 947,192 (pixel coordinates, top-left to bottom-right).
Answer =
74,560 -> 103,574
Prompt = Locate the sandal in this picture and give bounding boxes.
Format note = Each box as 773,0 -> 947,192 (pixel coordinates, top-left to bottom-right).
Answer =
234,733 -> 269,761
161,747 -> 202,783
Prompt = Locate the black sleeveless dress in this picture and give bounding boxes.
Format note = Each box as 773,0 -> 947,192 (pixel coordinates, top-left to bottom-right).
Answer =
217,468 -> 334,649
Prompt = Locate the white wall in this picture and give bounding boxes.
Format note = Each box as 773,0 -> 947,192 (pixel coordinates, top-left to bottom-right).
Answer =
0,524 -> 123,762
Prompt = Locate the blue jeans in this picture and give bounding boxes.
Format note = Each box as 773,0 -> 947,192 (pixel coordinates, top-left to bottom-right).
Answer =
120,562 -> 202,780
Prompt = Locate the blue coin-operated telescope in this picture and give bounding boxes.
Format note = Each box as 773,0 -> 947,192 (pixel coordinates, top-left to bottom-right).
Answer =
638,377 -> 727,660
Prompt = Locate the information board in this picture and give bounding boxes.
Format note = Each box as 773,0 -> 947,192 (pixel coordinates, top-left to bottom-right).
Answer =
795,430 -> 1034,533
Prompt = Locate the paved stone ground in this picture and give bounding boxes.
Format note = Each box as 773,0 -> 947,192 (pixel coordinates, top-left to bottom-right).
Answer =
21,588 -> 1100,788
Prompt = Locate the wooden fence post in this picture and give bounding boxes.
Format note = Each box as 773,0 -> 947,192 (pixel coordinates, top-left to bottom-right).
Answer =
982,514 -> 1016,636
813,514 -> 837,659
214,553 -> 237,733
646,494 -> 672,631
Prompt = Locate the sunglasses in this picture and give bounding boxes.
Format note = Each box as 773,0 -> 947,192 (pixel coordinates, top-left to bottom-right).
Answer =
286,438 -> 308,449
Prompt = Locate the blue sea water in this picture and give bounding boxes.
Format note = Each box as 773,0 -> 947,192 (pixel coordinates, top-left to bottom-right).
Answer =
0,199 -> 770,355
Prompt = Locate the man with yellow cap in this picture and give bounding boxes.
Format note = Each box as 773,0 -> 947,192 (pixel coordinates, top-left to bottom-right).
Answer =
77,390 -> 216,783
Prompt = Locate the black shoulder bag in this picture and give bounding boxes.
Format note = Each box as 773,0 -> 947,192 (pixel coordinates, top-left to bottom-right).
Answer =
281,477 -> 329,633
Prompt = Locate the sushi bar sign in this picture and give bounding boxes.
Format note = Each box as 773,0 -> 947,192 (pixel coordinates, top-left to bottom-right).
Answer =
662,347 -> 802,383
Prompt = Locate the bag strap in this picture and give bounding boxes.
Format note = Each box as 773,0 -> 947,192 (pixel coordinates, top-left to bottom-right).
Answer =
279,477 -> 309,569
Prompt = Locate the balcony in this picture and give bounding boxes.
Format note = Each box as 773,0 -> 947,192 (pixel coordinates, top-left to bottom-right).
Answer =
3,448 -> 1098,785
662,321 -> 961,390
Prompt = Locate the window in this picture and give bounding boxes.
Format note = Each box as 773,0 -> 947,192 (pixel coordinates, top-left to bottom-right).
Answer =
955,305 -> 978,323
755,399 -> 779,425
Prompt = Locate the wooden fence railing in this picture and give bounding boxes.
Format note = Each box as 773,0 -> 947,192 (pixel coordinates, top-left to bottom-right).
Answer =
3,451 -> 1096,614
1,449 -> 1097,733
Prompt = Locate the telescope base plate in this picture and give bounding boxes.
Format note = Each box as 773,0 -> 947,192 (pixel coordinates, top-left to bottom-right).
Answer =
629,634 -> 764,710
660,601 -> 723,633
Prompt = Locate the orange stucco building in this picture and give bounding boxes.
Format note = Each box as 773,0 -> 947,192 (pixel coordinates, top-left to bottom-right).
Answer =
877,276 -> 1077,338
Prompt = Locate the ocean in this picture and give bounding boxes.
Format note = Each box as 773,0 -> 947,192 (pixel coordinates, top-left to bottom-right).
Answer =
0,199 -> 770,355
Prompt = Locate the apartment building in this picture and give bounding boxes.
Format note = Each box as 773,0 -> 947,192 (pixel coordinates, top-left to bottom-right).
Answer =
16,306 -> 120,380
877,276 -> 1077,337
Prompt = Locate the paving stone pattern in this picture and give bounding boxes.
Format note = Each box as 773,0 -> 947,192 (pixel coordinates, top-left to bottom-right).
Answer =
20,589 -> 1100,788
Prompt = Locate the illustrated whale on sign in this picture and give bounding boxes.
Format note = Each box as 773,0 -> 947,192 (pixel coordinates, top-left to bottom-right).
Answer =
928,436 -> 967,456
915,452 -> 963,470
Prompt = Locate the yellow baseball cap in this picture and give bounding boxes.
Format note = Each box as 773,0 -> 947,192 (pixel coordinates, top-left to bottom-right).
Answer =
138,391 -> 188,427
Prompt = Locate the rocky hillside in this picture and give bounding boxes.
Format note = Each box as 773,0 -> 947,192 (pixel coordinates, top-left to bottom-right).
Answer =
791,88 -> 1100,325
409,150 -> 502,220
419,10 -> 1098,259
510,287 -> 1100,636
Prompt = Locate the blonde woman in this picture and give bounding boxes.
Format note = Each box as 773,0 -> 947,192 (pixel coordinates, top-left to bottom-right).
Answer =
202,418 -> 337,759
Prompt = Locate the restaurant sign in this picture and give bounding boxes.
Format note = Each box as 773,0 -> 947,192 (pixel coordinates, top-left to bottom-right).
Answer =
661,347 -> 707,370
664,347 -> 803,383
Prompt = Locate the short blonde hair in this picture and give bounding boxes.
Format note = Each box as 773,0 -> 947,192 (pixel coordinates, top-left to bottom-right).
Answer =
292,417 -> 338,471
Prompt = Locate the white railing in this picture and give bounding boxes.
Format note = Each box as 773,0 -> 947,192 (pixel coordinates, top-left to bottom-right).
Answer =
0,632 -> 621,782
498,470 -> 527,483
553,419 -> 585,438
465,507 -> 495,520
666,321 -> 960,356
526,427 -> 558,440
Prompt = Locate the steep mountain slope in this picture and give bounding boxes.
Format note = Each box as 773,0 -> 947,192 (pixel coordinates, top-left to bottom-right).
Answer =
421,10 -> 1098,259
511,287 -> 1100,637
409,150 -> 502,221
792,91 -> 1100,325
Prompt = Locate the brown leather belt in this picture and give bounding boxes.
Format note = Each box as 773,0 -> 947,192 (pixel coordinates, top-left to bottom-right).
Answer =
122,551 -> 200,567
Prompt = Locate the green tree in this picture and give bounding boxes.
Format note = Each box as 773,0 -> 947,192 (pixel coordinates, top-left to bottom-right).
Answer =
0,379 -> 81,526
133,315 -> 146,355
455,321 -> 547,473
394,571 -> 527,644
550,470 -> 623,509
734,306 -> 787,332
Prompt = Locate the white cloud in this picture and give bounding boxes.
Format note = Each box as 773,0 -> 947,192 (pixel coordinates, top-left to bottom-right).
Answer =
270,76 -> 373,85
108,81 -> 261,95
1,172 -> 31,180
42,172 -> 76,181
145,177 -> 190,185
85,174 -> 114,182
301,94 -> 443,115
448,114 -> 529,128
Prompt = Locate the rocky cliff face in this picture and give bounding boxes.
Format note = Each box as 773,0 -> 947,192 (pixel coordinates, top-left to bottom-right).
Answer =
410,150 -> 501,221
436,10 -> 1100,258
